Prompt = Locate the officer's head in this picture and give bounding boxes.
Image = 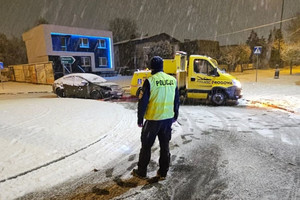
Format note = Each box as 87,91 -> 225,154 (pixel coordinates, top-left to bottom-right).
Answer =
150,56 -> 163,74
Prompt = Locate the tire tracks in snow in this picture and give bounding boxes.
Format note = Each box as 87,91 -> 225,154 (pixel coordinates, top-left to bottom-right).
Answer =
166,105 -> 300,199
0,105 -> 135,184
0,103 -> 51,132
0,134 -> 108,184
203,106 -> 300,199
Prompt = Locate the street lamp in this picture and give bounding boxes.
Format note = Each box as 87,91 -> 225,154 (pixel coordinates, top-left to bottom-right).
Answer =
278,0 -> 285,67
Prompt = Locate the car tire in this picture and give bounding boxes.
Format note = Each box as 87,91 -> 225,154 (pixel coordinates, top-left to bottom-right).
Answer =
90,90 -> 103,99
211,89 -> 226,106
56,88 -> 64,97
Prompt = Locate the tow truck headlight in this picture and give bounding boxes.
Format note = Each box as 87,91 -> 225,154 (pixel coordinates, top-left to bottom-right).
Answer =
232,79 -> 242,88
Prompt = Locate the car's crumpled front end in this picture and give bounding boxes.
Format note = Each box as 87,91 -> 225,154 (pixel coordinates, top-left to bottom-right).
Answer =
99,82 -> 124,98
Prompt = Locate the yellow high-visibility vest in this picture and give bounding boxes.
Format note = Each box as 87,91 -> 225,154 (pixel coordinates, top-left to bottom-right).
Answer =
145,72 -> 177,120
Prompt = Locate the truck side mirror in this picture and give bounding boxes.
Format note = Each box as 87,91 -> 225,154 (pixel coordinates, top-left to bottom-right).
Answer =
213,68 -> 219,76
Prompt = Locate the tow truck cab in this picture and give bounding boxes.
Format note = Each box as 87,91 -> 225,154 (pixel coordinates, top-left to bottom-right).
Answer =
185,54 -> 242,105
130,51 -> 242,105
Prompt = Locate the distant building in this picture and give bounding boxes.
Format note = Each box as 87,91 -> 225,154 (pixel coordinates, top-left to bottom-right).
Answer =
114,33 -> 180,73
22,24 -> 114,79
180,39 -> 220,59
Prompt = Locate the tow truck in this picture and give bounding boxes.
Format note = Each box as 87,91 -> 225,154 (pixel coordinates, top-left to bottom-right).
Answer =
130,51 -> 242,105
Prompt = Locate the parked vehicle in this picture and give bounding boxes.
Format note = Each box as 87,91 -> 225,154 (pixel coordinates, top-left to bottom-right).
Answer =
53,73 -> 123,99
130,51 -> 242,105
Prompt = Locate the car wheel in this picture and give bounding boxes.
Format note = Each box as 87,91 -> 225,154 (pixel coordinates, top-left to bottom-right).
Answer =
211,90 -> 226,106
90,90 -> 104,99
56,88 -> 64,97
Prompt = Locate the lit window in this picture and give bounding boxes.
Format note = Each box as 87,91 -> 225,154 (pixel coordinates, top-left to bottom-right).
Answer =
81,57 -> 91,67
80,38 -> 89,48
61,37 -> 67,51
99,57 -> 107,66
98,39 -> 106,48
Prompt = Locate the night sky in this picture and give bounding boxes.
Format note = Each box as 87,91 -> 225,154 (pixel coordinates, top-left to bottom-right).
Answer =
1,0 -> 300,45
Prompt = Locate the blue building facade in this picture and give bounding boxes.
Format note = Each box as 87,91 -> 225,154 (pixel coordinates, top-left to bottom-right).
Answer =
22,25 -> 115,79
51,33 -> 112,69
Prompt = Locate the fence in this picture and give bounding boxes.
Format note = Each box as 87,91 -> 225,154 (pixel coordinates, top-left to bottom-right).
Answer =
8,62 -> 54,85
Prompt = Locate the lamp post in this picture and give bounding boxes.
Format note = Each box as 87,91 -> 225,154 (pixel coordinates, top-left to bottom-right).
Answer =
278,0 -> 285,67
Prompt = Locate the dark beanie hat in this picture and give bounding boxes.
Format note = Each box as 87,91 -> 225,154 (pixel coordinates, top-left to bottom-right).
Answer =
150,56 -> 163,72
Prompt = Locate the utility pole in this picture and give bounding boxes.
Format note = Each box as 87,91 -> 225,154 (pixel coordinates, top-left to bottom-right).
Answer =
278,0 -> 285,67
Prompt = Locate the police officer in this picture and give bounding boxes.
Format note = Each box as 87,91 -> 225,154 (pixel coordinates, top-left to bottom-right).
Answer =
132,56 -> 180,180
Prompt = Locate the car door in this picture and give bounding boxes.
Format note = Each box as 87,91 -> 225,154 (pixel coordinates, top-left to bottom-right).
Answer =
188,58 -> 215,99
73,76 -> 89,98
62,76 -> 75,97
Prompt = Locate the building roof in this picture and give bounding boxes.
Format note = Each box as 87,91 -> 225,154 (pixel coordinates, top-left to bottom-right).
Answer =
23,24 -> 113,39
114,33 -> 180,45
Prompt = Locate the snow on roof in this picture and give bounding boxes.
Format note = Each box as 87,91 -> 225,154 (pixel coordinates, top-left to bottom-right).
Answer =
134,70 -> 152,74
63,73 -> 107,83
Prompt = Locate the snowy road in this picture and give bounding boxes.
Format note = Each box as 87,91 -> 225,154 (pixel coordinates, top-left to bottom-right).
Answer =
167,105 -> 300,199
4,100 -> 299,200
98,104 -> 300,200
1,70 -> 300,199
0,98 -> 141,200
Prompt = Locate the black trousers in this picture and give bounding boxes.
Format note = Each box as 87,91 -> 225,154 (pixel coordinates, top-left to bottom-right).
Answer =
137,118 -> 173,177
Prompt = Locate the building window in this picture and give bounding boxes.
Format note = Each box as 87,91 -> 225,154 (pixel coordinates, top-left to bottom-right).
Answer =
99,57 -> 107,66
61,37 -> 67,51
98,39 -> 106,48
81,57 -> 91,67
80,38 -> 89,48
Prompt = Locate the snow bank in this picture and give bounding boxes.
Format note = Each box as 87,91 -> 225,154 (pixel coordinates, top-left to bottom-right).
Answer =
237,72 -> 300,114
0,82 -> 52,94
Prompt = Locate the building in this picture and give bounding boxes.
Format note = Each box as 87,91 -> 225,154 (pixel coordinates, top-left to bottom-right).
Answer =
22,24 -> 114,79
114,33 -> 180,73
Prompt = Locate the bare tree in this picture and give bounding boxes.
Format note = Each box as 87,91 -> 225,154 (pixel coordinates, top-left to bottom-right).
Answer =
109,18 -> 138,43
286,13 -> 300,43
147,41 -> 174,60
36,17 -> 49,26
0,33 -> 27,66
281,41 -> 300,74
267,27 -> 284,68
220,45 -> 251,71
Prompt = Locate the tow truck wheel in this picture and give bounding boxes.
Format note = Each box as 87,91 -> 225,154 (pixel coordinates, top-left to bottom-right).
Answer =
179,95 -> 187,105
136,87 -> 142,97
179,89 -> 187,105
211,90 -> 226,106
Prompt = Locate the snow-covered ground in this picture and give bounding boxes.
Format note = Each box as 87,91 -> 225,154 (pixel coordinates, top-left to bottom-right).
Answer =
235,68 -> 300,114
0,68 -> 299,199
0,98 -> 142,200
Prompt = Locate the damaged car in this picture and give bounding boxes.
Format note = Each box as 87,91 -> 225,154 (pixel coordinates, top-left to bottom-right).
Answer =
52,73 -> 123,99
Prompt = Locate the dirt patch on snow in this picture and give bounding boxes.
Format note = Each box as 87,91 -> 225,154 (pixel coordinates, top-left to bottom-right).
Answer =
67,177 -> 149,200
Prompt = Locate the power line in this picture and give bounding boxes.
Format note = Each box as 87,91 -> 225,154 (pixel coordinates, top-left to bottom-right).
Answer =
287,27 -> 300,38
205,17 -> 297,40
